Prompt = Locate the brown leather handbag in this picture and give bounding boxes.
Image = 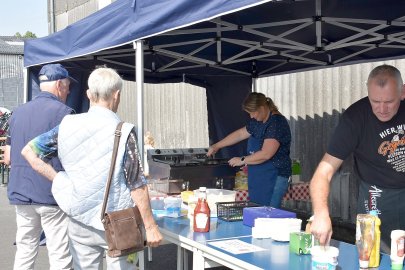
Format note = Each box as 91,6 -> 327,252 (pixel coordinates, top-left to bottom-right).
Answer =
101,122 -> 145,257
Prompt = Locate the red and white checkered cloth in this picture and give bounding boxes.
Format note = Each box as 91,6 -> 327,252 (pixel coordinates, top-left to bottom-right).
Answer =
234,182 -> 309,202
235,189 -> 249,201
283,182 -> 310,201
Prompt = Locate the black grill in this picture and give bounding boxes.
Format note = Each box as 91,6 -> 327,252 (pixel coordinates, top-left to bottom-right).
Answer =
147,148 -> 238,191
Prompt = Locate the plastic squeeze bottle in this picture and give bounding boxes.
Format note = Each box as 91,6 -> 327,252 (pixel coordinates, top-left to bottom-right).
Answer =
193,187 -> 210,232
368,210 -> 381,268
390,230 -> 405,270
356,214 -> 375,269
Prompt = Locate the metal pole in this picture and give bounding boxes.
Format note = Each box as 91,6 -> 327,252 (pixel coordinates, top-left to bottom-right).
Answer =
23,67 -> 28,103
134,41 -> 146,268
134,40 -> 145,170
49,0 -> 55,34
252,77 -> 257,92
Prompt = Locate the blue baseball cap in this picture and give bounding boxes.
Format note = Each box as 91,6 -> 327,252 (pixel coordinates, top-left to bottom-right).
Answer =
39,64 -> 78,83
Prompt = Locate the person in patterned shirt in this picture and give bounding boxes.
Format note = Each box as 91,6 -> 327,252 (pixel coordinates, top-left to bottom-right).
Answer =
22,67 -> 162,269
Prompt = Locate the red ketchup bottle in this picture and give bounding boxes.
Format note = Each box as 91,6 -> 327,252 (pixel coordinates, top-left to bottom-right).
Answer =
193,187 -> 210,232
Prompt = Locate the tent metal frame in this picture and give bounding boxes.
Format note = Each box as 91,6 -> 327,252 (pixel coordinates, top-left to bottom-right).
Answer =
93,0 -> 405,79
22,0 -> 405,185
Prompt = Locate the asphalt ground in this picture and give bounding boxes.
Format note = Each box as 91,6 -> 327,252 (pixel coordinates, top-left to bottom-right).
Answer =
0,185 -> 50,269
0,185 -> 229,270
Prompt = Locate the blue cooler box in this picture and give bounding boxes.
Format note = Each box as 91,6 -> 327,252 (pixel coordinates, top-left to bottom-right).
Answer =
242,207 -> 297,227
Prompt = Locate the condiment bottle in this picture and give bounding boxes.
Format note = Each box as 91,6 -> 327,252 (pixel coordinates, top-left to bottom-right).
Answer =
368,210 -> 381,267
391,230 -> 405,270
356,214 -> 375,269
193,187 -> 210,232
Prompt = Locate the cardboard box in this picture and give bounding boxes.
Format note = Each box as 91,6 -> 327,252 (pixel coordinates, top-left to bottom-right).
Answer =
242,207 -> 296,227
289,232 -> 312,255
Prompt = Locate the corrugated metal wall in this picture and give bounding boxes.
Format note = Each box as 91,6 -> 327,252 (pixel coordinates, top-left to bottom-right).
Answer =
257,59 -> 405,221
54,0 -> 210,149
117,81 -> 209,149
0,54 -> 24,110
256,59 -> 405,181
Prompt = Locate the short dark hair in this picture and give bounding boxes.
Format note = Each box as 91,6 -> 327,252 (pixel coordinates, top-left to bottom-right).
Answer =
367,64 -> 403,93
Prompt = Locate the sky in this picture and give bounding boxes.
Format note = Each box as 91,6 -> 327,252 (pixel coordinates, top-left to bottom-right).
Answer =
0,0 -> 48,37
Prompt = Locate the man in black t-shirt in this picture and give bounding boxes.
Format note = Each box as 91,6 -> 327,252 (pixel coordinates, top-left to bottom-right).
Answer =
310,64 -> 405,252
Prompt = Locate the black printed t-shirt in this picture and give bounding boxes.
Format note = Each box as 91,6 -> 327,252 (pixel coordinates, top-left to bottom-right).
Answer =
327,97 -> 405,188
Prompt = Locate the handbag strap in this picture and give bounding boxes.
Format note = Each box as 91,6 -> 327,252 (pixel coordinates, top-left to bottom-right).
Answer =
101,121 -> 124,221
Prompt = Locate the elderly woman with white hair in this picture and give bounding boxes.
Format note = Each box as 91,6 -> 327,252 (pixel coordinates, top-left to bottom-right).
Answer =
21,67 -> 162,270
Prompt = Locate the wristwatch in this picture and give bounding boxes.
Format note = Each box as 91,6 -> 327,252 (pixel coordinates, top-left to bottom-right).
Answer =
240,156 -> 246,165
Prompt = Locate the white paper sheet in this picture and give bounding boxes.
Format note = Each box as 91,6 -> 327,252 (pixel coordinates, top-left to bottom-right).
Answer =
208,239 -> 266,254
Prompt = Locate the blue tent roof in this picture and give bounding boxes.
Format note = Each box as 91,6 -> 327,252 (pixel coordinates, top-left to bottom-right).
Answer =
24,0 -> 271,67
24,0 -> 405,80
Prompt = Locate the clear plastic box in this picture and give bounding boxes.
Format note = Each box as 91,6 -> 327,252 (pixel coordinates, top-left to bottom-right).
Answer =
193,188 -> 236,217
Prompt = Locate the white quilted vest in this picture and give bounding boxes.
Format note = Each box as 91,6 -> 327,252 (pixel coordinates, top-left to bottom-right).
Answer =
52,106 -> 134,231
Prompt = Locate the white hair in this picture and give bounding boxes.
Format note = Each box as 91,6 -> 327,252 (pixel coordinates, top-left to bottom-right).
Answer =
39,80 -> 57,89
87,68 -> 122,101
39,78 -> 69,92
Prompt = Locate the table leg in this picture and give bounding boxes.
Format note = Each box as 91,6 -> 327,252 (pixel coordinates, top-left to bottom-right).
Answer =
183,249 -> 189,270
177,246 -> 183,270
192,249 -> 205,270
148,246 -> 152,261
138,250 -> 144,270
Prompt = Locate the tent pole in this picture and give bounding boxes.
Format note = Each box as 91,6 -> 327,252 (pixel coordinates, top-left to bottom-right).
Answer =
134,40 -> 145,171
49,0 -> 56,34
23,67 -> 28,103
252,77 -> 257,92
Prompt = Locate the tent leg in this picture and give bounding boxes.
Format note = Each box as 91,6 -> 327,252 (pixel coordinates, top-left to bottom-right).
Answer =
134,40 -> 145,167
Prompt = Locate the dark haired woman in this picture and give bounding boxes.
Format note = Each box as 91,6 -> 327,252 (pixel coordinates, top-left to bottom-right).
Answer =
207,92 -> 291,207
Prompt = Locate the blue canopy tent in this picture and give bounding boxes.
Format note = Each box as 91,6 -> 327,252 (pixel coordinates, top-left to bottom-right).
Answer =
24,0 -> 405,158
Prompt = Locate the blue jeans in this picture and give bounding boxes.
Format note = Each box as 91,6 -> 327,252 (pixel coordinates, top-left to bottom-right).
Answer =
270,175 -> 290,208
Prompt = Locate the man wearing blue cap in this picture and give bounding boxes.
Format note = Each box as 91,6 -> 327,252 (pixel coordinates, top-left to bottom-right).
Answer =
3,63 -> 74,269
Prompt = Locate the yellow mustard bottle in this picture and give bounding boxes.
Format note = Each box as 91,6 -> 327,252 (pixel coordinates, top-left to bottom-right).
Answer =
369,210 -> 381,267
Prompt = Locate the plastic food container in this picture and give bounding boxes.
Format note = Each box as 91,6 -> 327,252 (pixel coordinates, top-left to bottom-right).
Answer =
164,196 -> 182,211
311,246 -> 339,270
151,196 -> 182,218
181,190 -> 194,203
193,188 -> 236,217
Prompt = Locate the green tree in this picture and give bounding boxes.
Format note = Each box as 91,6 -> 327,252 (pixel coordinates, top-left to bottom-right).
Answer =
14,31 -> 37,38
23,31 -> 37,38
